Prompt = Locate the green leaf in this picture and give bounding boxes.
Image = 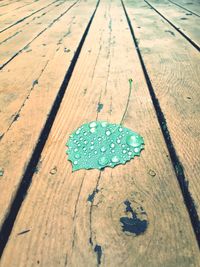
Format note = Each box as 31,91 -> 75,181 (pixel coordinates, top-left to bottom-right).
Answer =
66,121 -> 144,171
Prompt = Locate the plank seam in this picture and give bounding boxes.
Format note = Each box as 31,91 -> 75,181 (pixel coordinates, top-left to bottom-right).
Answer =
0,60 -> 50,141
0,0 -> 79,70
0,0 -> 60,34
0,0 -> 20,8
168,0 -> 200,18
121,0 -> 200,248
0,0 -> 100,259
143,0 -> 200,52
0,1 -> 34,16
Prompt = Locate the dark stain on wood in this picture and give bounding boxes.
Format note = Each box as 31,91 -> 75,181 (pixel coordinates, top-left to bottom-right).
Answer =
148,169 -> 156,177
87,188 -> 99,202
94,244 -> 102,265
97,102 -> 103,113
120,200 -> 148,236
32,79 -> 38,86
17,229 -> 30,236
165,30 -> 175,36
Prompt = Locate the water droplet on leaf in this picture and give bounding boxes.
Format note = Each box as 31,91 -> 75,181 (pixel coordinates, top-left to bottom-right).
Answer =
90,128 -> 96,133
98,156 -> 108,166
90,122 -> 97,128
134,147 -> 140,153
106,130 -> 111,136
111,156 -> 119,163
126,134 -> 143,147
101,146 -> 106,152
101,121 -> 108,127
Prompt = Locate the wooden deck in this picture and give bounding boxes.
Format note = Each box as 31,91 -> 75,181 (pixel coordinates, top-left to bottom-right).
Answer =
0,0 -> 200,266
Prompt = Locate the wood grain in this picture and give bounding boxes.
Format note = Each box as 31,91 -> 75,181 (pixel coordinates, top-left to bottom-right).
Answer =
0,0 -> 34,15
145,0 -> 200,48
168,0 -> 200,16
0,0 -> 78,67
0,0 -> 54,32
124,0 -> 200,236
1,1 -> 199,266
0,0 -> 82,135
0,0 -> 98,228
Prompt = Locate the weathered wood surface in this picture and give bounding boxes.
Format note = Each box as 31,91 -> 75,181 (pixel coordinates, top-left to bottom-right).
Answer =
0,0 -> 34,15
0,0 -> 56,32
145,0 -> 200,48
124,0 -> 200,232
0,1 -> 199,267
0,0 -> 98,228
0,0 -> 79,69
168,0 -> 200,16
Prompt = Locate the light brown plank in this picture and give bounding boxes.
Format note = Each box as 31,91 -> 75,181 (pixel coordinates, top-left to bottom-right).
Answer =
0,0 -> 23,9
1,1 -> 199,266
145,0 -> 200,48
0,0 -> 78,67
0,0 -> 54,32
124,0 -> 200,234
0,0 -> 98,227
0,0 -> 34,15
0,0 -> 79,136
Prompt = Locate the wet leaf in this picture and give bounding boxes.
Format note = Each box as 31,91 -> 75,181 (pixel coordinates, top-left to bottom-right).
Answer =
66,121 -> 144,171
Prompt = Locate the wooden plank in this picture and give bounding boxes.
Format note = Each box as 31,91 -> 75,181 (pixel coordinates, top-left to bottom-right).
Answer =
0,0 -> 34,15
0,0 -> 78,68
0,0 -> 54,32
0,0 -> 22,9
0,0 -> 78,135
168,0 -> 200,16
124,0 -> 200,238
144,0 -> 200,48
0,0 -> 98,229
1,1 -> 199,266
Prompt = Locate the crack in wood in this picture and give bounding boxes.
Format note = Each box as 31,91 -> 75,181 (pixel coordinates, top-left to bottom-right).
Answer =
0,59 -> 50,141
88,171 -> 103,265
0,31 -> 22,46
0,0 -> 61,34
143,0 -> 200,52
71,173 -> 85,253
0,0 -> 101,256
167,0 -> 200,18
103,9 -> 112,95
0,0 -> 80,70
121,0 -> 200,248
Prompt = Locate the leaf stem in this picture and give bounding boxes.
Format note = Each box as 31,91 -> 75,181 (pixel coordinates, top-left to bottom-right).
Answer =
120,79 -> 133,125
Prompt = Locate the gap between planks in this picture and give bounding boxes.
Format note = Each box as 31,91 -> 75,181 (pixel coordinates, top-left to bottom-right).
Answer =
143,0 -> 200,51
0,0 -> 199,266
168,0 -> 200,17
0,0 -> 56,33
123,0 -> 200,247
0,0 -> 99,257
